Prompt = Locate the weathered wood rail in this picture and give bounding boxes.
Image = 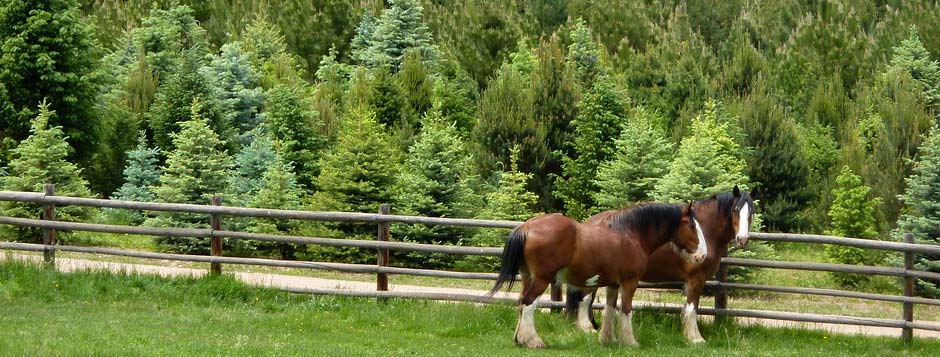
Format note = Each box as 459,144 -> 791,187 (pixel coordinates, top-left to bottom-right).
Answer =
1,188 -> 939,342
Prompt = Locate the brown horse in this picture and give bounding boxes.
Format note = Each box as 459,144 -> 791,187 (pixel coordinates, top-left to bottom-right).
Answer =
566,186 -> 755,343
486,203 -> 708,348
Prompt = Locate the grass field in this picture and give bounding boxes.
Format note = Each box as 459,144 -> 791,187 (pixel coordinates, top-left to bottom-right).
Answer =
0,259 -> 937,356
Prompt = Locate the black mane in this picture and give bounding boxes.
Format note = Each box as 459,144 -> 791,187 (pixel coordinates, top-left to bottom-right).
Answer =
702,189 -> 754,224
608,203 -> 687,235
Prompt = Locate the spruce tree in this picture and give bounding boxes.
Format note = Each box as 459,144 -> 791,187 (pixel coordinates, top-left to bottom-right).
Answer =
246,152 -> 303,260
261,84 -> 325,191
888,26 -> 940,113
653,101 -> 749,202
0,0 -> 102,167
351,0 -> 438,70
113,132 -> 161,203
147,99 -> 234,254
201,42 -> 265,146
893,124 -> 940,297
307,108 -> 399,263
461,147 -> 538,271
1,100 -> 92,243
394,111 -> 477,267
593,107 -> 673,209
825,166 -> 884,288
229,128 -> 277,205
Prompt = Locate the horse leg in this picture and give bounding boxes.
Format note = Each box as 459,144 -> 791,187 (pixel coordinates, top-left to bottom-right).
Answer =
617,280 -> 640,347
514,277 -> 550,349
682,278 -> 706,344
576,288 -> 597,333
599,286 -> 618,344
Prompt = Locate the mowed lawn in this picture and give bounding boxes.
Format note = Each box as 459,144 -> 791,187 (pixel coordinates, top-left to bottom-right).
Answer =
0,260 -> 937,356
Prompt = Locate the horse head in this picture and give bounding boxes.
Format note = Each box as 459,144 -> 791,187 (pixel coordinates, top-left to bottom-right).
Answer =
731,186 -> 754,248
672,202 -> 707,265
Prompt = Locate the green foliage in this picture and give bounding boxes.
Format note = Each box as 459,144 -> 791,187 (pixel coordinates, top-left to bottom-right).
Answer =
393,112 -> 477,267
261,84 -> 325,191
431,56 -> 478,137
825,166 -> 884,288
592,107 -> 673,209
246,151 -> 303,260
113,133 -> 161,202
148,48 -> 231,154
351,0 -> 438,71
229,128 -> 277,205
147,99 -> 234,254
0,101 -> 93,243
201,42 -> 266,146
460,147 -> 539,272
888,25 -> 940,113
893,124 -> 940,297
653,101 -> 749,202
307,108 -> 399,264
0,0 -> 102,167
733,81 -> 813,232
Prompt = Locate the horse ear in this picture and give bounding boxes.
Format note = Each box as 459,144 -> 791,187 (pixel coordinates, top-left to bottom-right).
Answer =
733,185 -> 741,197
684,201 -> 694,215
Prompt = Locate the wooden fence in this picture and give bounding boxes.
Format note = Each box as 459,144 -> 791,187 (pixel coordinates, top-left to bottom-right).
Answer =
1,186 -> 940,342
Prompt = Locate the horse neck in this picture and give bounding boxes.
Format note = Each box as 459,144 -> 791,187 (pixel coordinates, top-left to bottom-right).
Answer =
634,220 -> 680,256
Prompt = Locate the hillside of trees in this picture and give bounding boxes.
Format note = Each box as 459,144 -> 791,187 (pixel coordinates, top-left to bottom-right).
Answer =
2,0 -> 940,292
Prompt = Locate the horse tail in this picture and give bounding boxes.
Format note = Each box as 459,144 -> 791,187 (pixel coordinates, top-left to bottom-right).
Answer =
485,225 -> 527,298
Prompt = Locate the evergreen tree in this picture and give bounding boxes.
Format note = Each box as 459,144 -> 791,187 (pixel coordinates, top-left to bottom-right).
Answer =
593,107 -> 673,209
1,100 -> 92,243
261,84 -> 325,191
148,48 -> 231,154
431,55 -> 478,137
307,108 -> 399,264
825,166 -> 884,288
461,147 -> 538,271
394,111 -> 477,267
351,0 -> 438,70
201,42 -> 266,146
0,0 -> 102,168
893,124 -> 940,297
229,127 -> 277,205
246,151 -> 303,260
147,99 -> 234,254
888,26 -> 940,113
653,101 -> 749,202
113,132 -> 161,203
734,80 -> 814,232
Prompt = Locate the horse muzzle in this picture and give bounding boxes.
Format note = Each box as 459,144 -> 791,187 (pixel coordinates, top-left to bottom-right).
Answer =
734,234 -> 749,248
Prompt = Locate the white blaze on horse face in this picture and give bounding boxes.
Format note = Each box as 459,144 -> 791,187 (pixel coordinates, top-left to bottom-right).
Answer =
585,274 -> 600,287
692,218 -> 708,263
736,202 -> 751,243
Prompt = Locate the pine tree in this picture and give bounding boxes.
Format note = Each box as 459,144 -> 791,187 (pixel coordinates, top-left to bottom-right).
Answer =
351,0 -> 438,70
229,127 -> 277,205
0,0 -> 102,168
593,107 -> 673,209
893,124 -> 940,297
147,99 -> 234,254
888,26 -> 940,113
246,151 -> 303,260
262,84 -> 325,191
461,147 -> 538,272
431,55 -> 478,137
1,100 -> 93,243
201,42 -> 265,146
148,48 -> 231,154
825,166 -> 884,288
653,101 -> 749,202
307,108 -> 399,264
394,111 -> 477,267
113,132 -> 161,203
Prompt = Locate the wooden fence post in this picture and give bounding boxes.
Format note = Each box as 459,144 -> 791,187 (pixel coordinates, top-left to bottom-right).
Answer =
210,195 -> 223,275
42,184 -> 56,265
715,261 -> 730,324
377,204 -> 390,291
903,232 -> 915,343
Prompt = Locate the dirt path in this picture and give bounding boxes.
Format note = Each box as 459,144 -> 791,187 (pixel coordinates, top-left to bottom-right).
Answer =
5,254 -> 939,339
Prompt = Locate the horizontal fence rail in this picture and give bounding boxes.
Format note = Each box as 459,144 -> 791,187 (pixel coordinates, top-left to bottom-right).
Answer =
2,189 -> 940,342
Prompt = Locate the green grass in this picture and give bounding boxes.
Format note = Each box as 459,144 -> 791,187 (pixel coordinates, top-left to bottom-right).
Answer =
0,259 -> 938,356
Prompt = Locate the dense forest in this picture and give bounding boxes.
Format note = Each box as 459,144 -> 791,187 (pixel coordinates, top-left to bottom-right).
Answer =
1,0 -> 940,293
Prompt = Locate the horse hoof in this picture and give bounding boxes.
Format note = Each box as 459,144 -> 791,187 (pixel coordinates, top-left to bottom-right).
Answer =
620,340 -> 640,348
689,337 -> 706,344
518,339 -> 545,349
